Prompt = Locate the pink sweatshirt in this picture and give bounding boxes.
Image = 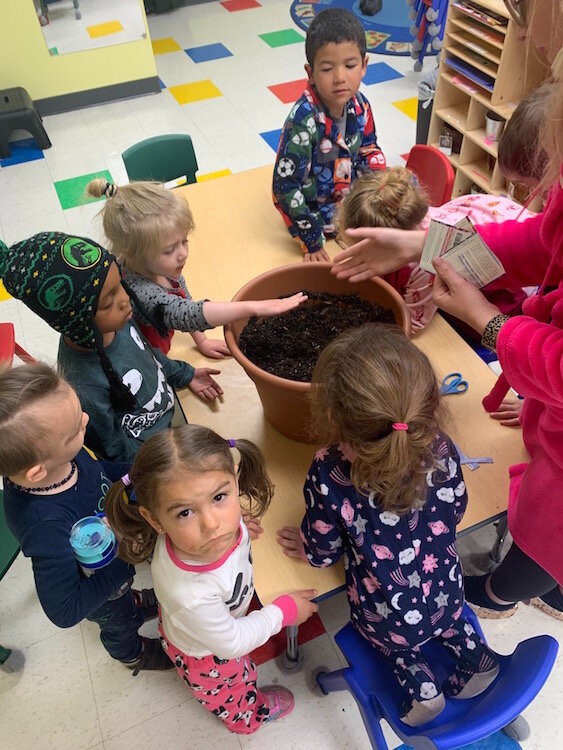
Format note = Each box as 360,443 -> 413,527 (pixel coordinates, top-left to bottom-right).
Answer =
476,177 -> 563,584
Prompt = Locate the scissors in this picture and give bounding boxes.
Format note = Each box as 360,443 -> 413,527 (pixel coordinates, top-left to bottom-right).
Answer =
454,443 -> 493,472
440,372 -> 469,396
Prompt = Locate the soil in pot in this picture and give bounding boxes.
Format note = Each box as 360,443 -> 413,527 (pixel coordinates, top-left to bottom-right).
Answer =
238,290 -> 396,382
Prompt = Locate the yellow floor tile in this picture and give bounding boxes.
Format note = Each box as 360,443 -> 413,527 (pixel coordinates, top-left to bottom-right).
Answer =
169,80 -> 222,105
0,281 -> 11,302
152,37 -> 182,55
196,169 -> 232,182
87,20 -> 124,39
393,96 -> 418,121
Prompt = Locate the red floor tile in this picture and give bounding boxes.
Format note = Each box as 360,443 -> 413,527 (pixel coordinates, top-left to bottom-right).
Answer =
221,0 -> 261,11
268,78 -> 308,104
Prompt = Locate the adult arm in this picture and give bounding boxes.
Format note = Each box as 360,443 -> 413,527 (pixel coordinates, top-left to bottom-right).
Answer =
331,227 -> 426,282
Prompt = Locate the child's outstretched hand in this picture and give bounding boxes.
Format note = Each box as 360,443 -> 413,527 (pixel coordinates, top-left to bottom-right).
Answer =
242,510 -> 264,540
288,589 -> 319,625
197,337 -> 231,359
304,248 -> 331,262
489,398 -> 523,427
189,368 -> 223,401
276,526 -> 308,561
253,291 -> 308,318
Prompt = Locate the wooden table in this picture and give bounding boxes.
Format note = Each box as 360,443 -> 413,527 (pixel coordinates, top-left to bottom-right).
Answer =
171,165 -> 529,610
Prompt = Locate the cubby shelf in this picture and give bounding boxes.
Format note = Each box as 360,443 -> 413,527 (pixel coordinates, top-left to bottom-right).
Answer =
428,0 -> 546,202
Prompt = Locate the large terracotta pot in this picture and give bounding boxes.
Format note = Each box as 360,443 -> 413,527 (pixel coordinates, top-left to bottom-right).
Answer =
225,263 -> 411,443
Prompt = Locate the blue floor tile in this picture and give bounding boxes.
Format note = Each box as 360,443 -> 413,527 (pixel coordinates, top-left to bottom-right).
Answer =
0,137 -> 45,167
260,128 -> 282,152
159,77 -> 167,89
363,62 -> 404,86
185,43 -> 233,63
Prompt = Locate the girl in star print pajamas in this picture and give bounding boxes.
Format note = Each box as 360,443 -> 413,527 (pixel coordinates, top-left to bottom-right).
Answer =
277,325 -> 499,727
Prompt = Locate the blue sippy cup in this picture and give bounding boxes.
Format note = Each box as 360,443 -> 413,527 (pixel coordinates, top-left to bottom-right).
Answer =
70,515 -> 116,574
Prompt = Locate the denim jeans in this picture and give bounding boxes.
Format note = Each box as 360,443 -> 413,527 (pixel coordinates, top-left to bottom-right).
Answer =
87,582 -> 144,662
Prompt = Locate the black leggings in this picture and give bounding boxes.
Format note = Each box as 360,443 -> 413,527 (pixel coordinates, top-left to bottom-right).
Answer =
489,540 -> 558,602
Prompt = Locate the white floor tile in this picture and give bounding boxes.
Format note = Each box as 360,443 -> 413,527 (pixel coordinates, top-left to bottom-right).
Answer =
0,628 -> 102,750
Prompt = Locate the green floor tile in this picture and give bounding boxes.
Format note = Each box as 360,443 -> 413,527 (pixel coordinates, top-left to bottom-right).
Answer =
54,170 -> 113,211
259,28 -> 304,48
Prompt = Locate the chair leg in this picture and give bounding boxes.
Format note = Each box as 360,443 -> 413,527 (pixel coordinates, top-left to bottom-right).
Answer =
0,132 -> 11,159
28,113 -> 52,150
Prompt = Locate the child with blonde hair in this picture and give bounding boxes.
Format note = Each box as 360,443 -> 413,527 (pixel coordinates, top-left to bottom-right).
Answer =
277,324 -> 499,727
86,179 -> 306,356
104,424 -> 318,734
337,166 -> 535,331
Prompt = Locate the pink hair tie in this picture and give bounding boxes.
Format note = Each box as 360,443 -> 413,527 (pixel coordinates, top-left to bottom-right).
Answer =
392,422 -> 408,431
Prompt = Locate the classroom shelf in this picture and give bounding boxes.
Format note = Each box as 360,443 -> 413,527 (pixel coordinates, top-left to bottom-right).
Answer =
428,0 -> 547,202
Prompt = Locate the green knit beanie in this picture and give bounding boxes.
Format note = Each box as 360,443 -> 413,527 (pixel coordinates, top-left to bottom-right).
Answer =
0,232 -> 115,347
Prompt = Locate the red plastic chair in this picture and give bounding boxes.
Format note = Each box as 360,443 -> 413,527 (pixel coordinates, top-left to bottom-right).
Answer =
0,322 -> 34,365
406,144 -> 455,207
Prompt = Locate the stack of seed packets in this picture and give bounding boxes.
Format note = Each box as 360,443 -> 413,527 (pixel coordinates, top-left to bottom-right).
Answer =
420,217 -> 505,287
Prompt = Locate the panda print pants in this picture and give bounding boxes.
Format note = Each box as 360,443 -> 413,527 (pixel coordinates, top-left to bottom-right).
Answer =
159,624 -> 270,734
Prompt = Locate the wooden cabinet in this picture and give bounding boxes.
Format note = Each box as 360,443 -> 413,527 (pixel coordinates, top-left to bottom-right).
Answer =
428,0 -> 546,202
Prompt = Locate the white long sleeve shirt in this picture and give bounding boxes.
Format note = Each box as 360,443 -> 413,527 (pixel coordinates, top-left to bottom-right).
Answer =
152,522 -> 294,659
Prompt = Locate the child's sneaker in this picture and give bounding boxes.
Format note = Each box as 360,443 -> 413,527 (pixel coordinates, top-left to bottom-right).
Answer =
132,587 -> 159,619
529,586 -> 563,621
123,637 -> 174,676
261,686 -> 295,722
464,574 -> 517,619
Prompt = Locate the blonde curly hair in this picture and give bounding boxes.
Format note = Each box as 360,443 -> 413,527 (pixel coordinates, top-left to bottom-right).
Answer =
336,167 -> 429,240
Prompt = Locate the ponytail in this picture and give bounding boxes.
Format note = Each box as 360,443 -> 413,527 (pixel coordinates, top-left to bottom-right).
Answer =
232,438 -> 274,518
104,478 -> 157,564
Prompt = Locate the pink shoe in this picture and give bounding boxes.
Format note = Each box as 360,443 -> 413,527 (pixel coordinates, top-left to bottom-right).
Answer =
262,686 -> 295,722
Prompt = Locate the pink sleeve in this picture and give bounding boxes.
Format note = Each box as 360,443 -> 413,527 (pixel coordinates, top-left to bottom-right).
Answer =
476,213 -> 552,288
497,316 -> 563,404
272,594 -> 298,627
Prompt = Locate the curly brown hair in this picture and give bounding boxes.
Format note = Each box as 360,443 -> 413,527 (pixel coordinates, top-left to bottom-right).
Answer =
310,323 -> 444,515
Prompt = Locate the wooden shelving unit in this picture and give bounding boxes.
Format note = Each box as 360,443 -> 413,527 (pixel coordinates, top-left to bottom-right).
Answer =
428,0 -> 546,202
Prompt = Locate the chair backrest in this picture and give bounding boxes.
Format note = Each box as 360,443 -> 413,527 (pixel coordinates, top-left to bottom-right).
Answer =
406,144 -> 455,207
122,133 -> 199,185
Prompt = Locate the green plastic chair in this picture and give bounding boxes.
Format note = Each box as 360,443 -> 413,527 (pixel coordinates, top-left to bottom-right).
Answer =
121,134 -> 199,185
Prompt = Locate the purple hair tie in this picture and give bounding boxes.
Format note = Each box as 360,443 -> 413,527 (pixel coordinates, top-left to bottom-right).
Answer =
228,439 -> 236,448
122,473 -> 131,486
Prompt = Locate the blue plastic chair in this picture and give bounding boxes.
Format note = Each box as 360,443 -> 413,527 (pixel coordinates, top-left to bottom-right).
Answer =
316,605 -> 558,749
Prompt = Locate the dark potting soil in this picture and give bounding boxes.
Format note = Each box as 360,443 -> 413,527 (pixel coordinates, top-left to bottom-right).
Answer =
239,291 -> 396,382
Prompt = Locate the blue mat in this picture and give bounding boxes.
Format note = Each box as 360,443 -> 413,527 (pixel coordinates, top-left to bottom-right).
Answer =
396,729 -> 521,750
290,0 -> 437,56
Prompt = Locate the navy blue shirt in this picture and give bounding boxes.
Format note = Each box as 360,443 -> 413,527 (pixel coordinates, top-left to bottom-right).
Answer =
300,435 -> 468,650
3,448 -> 133,628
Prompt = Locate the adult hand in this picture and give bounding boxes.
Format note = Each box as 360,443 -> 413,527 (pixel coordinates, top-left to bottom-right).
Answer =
331,227 -> 426,282
253,291 -> 308,317
276,526 -> 308,561
189,368 -> 223,401
287,589 -> 319,626
304,248 -> 331,262
489,398 -> 523,427
242,510 -> 264,540
197,337 -> 231,359
432,257 -> 501,335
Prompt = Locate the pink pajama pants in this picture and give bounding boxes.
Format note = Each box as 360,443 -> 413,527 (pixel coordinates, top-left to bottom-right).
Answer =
159,623 -> 271,734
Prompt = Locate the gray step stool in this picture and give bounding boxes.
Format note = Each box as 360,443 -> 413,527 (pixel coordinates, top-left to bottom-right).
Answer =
0,87 -> 52,159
